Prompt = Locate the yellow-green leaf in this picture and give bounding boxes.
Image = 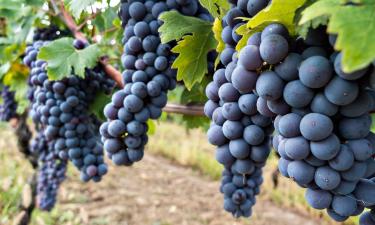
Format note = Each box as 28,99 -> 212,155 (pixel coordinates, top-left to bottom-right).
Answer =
213,18 -> 225,67
300,0 -> 375,72
198,0 -> 230,19
237,0 -> 307,51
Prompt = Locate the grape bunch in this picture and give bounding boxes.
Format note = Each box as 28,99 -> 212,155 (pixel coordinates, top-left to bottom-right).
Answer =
0,86 -> 18,121
100,0 -> 213,166
24,39 -> 115,182
31,131 -> 67,211
242,25 -> 375,221
205,0 -> 272,218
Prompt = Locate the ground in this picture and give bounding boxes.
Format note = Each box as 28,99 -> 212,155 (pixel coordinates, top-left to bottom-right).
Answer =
54,154 -> 322,225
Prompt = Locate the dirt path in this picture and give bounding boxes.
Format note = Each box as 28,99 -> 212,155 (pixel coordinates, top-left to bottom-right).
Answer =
56,154 -> 323,225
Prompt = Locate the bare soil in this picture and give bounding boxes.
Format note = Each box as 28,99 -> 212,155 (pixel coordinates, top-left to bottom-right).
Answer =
57,154 -> 323,225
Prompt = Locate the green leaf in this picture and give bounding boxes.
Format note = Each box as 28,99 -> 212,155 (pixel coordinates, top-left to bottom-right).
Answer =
198,0 -> 230,18
237,0 -> 307,50
159,11 -> 212,43
147,120 -> 156,135
299,0 -> 375,72
89,91 -> 112,121
66,0 -> 96,19
213,18 -> 225,67
171,32 -> 217,90
182,115 -> 210,130
181,77 -> 210,104
38,37 -> 101,80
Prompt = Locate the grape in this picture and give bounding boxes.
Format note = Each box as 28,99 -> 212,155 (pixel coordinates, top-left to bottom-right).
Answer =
314,166 -> 341,190
266,98 -> 290,115
338,114 -> 371,139
260,34 -> 289,64
347,139 -> 374,161
231,66 -> 258,93
216,144 -> 235,166
247,0 -> 268,16
287,160 -> 315,184
247,32 -> 261,46
324,76 -> 359,106
333,180 -> 357,195
283,80 -> 314,108
243,125 -> 265,146
310,93 -> 338,116
305,188 -> 332,209
334,53 -> 368,80
298,56 -> 333,88
232,159 -> 255,174
340,91 -> 372,117
223,120 -> 244,140
354,179 -> 375,206
256,71 -> 284,100
129,2 -> 147,21
284,137 -> 310,160
250,144 -> 271,163
207,125 -> 227,146
278,158 -> 291,177
219,83 -> 240,102
238,45 -> 263,70
341,161 -> 367,181
328,145 -> 354,171
229,139 -> 250,159
238,94 -> 258,115
256,97 -> 276,117
205,82 -> 220,101
212,107 -> 226,126
300,113 -> 333,141
278,113 -> 302,138
304,154 -> 326,167
310,134 -> 340,161
275,53 -> 302,81
0,86 -> 18,121
327,209 -> 348,222
261,23 -> 289,40
331,195 -> 357,217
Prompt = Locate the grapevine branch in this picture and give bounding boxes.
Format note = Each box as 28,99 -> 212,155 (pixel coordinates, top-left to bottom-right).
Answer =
50,0 -> 205,117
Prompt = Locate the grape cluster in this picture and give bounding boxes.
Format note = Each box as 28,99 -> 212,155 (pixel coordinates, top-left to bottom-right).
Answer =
0,86 -> 18,121
24,39 -> 115,182
32,132 -> 67,211
205,0 -> 271,218
239,25 -> 375,221
100,0 -> 212,166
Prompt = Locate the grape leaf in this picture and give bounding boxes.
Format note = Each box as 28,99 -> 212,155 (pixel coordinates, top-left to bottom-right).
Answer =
181,77 -> 210,104
171,32 -> 217,90
89,91 -> 112,122
147,120 -> 156,135
237,0 -> 307,50
299,0 -> 375,72
213,18 -> 225,67
38,37 -> 101,80
66,0 -> 96,19
198,0 -> 230,18
159,11 -> 212,43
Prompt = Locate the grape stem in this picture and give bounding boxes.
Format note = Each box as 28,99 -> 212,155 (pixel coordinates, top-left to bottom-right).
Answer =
49,0 -> 206,116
